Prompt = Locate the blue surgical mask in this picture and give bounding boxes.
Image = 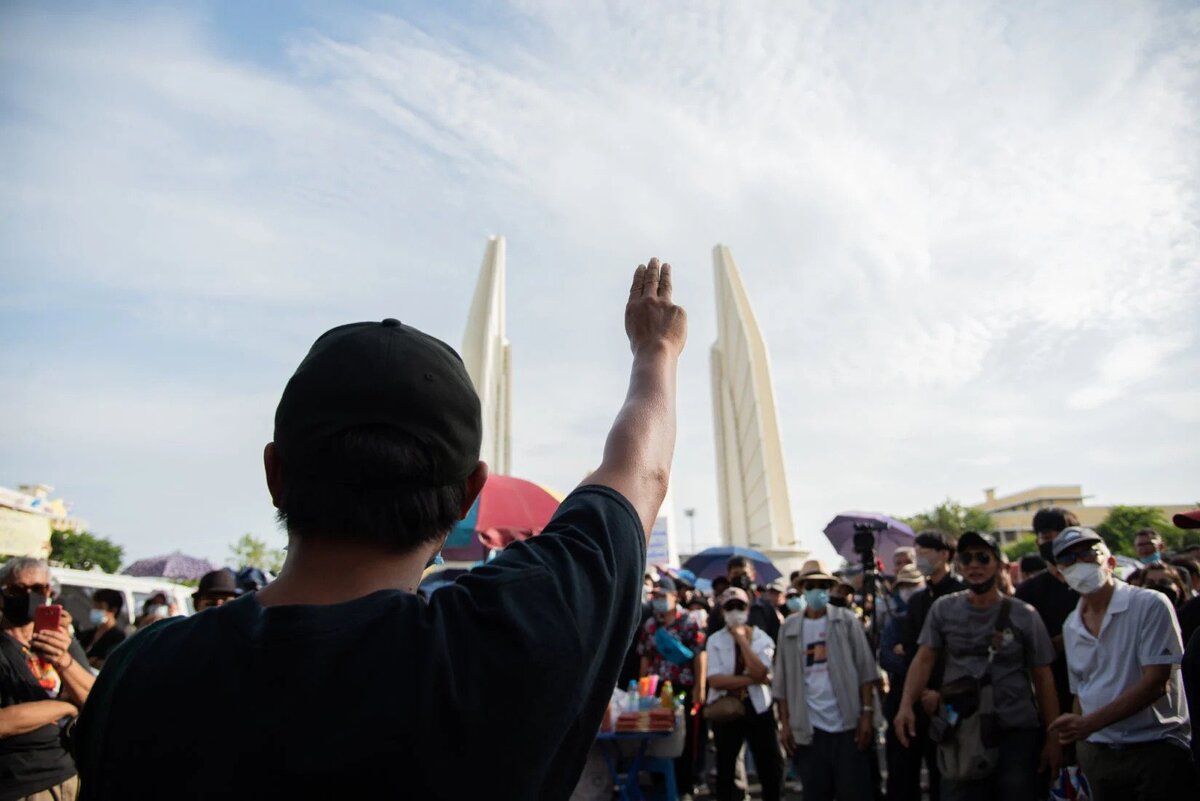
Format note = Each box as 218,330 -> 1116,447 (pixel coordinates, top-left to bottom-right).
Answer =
803,588 -> 829,612
89,609 -> 108,626
651,598 -> 671,614
1140,552 -> 1162,566
786,596 -> 804,613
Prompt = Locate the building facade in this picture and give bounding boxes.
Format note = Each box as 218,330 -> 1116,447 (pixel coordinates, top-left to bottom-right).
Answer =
974,485 -> 1196,544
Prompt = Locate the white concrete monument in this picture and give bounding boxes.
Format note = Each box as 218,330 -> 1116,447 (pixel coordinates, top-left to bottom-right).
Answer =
710,244 -> 808,575
461,236 -> 512,475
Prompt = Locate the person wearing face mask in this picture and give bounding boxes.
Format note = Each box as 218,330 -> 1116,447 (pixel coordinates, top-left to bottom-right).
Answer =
773,560 -> 878,801
77,589 -> 127,670
1014,506 -> 1081,788
638,575 -> 706,799
705,587 -> 781,801
878,565 -> 925,801
1,557 -> 94,801
783,587 -> 805,617
1048,527 -> 1197,800
1127,527 -> 1168,586
896,530 -> 965,801
895,532 -> 1062,801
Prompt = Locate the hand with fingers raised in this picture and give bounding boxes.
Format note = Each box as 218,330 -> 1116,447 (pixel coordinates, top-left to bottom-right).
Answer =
625,257 -> 687,357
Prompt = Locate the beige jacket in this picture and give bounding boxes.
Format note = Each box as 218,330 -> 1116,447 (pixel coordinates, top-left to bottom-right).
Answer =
772,605 -> 877,745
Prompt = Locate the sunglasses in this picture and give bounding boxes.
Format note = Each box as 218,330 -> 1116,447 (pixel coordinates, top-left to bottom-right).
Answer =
1055,547 -> 1103,568
722,602 -> 748,612
956,551 -> 993,566
2,583 -> 55,598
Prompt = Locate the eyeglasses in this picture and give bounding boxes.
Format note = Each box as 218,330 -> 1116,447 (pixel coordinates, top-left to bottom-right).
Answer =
2,582 -> 55,598
957,552 -> 993,566
1055,547 -> 1103,568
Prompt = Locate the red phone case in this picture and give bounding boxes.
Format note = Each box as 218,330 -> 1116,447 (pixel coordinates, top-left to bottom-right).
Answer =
33,604 -> 63,633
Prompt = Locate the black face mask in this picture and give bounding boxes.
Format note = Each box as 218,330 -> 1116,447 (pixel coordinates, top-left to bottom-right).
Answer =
967,575 -> 996,595
1,591 -> 47,627
828,596 -> 850,608
1148,584 -> 1179,607
1038,541 -> 1056,565
729,574 -> 754,593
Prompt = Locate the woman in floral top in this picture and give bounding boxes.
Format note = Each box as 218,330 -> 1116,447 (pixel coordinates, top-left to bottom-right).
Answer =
638,575 -> 706,798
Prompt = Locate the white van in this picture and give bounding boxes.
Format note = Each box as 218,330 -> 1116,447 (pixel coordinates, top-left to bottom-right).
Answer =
49,566 -> 194,629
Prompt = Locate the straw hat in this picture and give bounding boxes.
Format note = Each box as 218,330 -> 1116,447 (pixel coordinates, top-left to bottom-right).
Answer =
795,559 -> 837,582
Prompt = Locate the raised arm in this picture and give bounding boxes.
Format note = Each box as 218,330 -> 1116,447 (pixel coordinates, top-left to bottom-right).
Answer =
586,258 -> 688,536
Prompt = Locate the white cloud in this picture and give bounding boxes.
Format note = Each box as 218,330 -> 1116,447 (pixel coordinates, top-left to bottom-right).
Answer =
1,1 -> 1197,562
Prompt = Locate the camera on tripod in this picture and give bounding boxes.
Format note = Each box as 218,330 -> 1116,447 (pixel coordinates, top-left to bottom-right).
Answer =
852,520 -> 887,563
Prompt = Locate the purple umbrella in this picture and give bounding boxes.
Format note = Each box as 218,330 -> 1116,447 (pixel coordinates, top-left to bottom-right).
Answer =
123,551 -> 217,581
823,513 -> 915,571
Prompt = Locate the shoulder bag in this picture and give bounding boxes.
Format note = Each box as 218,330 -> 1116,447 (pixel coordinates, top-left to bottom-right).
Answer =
703,631 -> 748,723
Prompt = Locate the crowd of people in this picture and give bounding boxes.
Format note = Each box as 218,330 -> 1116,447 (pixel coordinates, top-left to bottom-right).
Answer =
0,260 -> 1197,800
624,508 -> 1200,801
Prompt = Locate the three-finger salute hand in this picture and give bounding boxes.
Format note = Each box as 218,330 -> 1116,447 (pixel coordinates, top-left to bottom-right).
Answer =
626,257 -> 687,357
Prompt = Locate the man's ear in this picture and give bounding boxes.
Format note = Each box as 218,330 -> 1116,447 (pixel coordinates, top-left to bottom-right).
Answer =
460,461 -> 489,518
264,443 -> 284,509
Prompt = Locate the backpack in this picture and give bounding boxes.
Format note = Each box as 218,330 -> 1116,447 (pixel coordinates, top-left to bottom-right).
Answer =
928,598 -> 1013,782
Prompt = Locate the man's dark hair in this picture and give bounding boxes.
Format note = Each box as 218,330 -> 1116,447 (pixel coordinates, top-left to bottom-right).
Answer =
1019,555 -> 1046,575
1032,507 -> 1080,535
277,425 -> 467,551
711,576 -> 731,595
1169,558 -> 1200,580
726,555 -> 753,572
789,570 -> 801,583
93,588 -> 123,614
914,530 -> 957,556
1135,527 -> 1162,543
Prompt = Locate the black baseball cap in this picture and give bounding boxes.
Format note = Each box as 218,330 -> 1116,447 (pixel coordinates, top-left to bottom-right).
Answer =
274,319 -> 482,485
957,531 -> 1000,555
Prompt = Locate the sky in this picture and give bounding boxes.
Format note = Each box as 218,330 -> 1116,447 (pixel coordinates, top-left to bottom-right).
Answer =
1,0 -> 1198,567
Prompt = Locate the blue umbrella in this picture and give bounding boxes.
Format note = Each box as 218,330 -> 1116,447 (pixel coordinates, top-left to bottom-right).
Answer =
823,513 -> 915,569
682,546 -> 782,582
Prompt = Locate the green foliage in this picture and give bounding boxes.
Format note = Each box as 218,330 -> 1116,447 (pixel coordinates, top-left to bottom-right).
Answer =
227,533 -> 286,574
1004,535 -> 1040,562
905,499 -> 996,538
1095,505 -> 1200,556
49,529 -> 123,573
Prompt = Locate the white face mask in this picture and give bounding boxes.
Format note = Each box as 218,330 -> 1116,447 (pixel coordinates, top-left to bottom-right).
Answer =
898,587 -> 919,604
724,610 -> 749,627
1062,562 -> 1107,595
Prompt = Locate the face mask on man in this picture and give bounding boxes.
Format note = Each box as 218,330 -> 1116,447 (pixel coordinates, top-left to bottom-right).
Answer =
785,596 -> 804,613
1148,583 -> 1179,607
803,588 -> 829,612
915,555 -> 937,576
897,587 -> 918,604
724,609 -> 749,627
651,598 -> 671,614
1140,552 -> 1162,566
1038,541 -> 1057,565
1,591 -> 48,627
148,604 -> 171,618
1061,562 -> 1107,595
967,575 -> 995,595
828,596 -> 850,608
89,609 -> 108,626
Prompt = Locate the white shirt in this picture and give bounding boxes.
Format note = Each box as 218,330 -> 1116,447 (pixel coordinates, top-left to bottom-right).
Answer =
1063,580 -> 1190,748
800,614 -> 843,732
705,625 -> 775,714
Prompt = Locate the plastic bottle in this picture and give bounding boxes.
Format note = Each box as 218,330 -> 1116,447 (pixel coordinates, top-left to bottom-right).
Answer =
627,680 -> 640,712
660,680 -> 673,709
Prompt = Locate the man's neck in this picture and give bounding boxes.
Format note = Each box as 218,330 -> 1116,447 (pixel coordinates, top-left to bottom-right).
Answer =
929,565 -> 949,585
659,609 -> 678,625
804,608 -> 828,619
1080,580 -> 1117,616
256,535 -> 433,607
2,622 -> 34,646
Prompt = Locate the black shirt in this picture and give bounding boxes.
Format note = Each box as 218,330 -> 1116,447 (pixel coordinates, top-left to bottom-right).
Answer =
1184,626 -> 1200,767
77,627 -> 127,664
1177,596 -> 1200,647
1015,570 -> 1079,712
0,632 -> 88,801
75,485 -> 646,801
902,573 -> 966,689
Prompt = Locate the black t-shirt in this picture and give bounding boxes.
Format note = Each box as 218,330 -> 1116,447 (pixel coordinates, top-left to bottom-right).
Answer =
0,632 -> 88,801
75,486 -> 645,801
1015,570 -> 1078,711
77,628 -> 127,664
1177,596 -> 1200,647
1184,626 -> 1200,767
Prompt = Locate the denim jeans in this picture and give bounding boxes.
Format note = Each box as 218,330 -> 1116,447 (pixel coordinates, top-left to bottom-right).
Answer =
792,728 -> 873,801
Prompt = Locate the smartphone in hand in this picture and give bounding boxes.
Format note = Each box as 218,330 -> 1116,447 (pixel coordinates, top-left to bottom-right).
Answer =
33,604 -> 63,633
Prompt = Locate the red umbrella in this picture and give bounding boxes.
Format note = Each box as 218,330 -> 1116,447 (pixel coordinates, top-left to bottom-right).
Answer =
442,476 -> 564,559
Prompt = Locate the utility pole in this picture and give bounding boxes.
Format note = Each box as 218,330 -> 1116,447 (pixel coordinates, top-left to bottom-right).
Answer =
684,508 -> 696,558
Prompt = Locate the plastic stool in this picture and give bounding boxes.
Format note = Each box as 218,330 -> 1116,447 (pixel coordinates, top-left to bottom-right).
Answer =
640,757 -> 677,801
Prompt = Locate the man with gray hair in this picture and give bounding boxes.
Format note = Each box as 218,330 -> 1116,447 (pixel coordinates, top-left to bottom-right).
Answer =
1,557 -> 93,800
1048,527 -> 1197,799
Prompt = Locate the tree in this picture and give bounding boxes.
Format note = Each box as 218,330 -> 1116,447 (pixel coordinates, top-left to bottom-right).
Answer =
1003,535 -> 1040,563
1096,506 -> 1197,556
50,529 -> 123,573
905,499 -> 996,538
227,533 -> 286,574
